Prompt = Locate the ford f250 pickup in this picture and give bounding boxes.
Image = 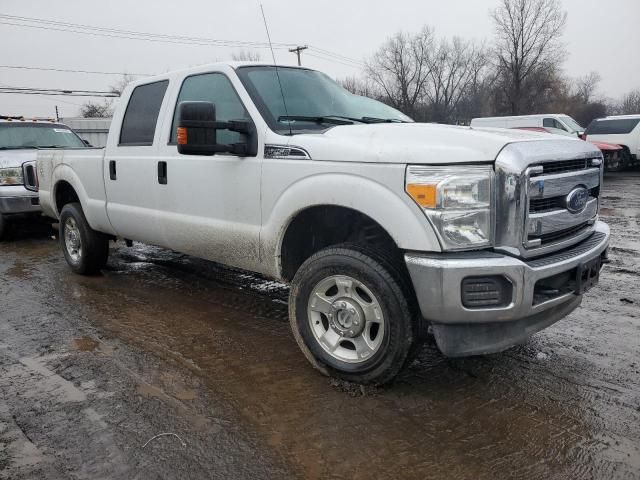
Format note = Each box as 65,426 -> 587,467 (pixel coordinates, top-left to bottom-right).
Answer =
37,62 -> 610,384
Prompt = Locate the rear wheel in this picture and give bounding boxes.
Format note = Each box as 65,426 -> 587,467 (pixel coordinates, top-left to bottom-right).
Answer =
0,214 -> 5,240
289,246 -> 417,385
59,203 -> 109,275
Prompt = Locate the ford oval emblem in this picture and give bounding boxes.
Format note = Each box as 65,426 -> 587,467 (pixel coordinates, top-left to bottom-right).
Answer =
566,187 -> 590,214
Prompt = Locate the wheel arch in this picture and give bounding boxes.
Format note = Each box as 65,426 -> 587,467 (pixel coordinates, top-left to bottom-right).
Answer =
263,173 -> 441,281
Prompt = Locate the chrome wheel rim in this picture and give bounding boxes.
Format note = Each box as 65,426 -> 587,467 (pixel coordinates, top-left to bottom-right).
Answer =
64,217 -> 82,263
307,275 -> 385,364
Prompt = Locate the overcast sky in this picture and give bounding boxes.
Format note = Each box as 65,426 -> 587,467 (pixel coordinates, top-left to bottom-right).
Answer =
1,0 -> 638,118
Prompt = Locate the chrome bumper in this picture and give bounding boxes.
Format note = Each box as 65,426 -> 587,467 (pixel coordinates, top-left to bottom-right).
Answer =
405,221 -> 610,356
0,186 -> 41,215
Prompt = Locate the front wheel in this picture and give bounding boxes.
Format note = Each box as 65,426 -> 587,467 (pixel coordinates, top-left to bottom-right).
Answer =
289,246 -> 417,385
59,202 -> 109,275
0,214 -> 5,240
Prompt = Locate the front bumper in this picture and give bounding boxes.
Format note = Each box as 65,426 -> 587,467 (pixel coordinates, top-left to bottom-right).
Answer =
405,221 -> 610,356
0,185 -> 41,215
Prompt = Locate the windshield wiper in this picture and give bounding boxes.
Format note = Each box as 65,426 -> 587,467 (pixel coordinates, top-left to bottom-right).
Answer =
361,117 -> 407,123
0,146 -> 37,150
278,115 -> 355,125
35,145 -> 65,149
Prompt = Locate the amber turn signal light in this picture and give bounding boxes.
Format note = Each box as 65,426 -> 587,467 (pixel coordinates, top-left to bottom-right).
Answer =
406,183 -> 437,208
177,127 -> 187,145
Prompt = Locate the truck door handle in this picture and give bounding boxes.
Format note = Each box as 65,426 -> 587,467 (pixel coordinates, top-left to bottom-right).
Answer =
157,161 -> 167,184
109,160 -> 117,180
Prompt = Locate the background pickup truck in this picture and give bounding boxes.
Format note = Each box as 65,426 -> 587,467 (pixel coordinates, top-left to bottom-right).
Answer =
0,117 -> 85,239
37,62 -> 610,384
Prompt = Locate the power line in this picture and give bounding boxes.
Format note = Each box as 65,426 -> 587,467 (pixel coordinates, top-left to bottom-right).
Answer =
305,52 -> 362,69
0,86 -> 119,98
0,14 -> 365,69
308,47 -> 365,67
0,14 -> 294,49
1,86 -> 117,94
0,64 -> 151,76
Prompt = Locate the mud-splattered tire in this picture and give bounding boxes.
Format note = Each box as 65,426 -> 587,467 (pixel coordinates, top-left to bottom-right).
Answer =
59,202 -> 109,275
290,246 -> 417,385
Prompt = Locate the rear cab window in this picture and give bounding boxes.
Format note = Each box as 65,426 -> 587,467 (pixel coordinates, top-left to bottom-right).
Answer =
119,80 -> 169,146
586,118 -> 640,135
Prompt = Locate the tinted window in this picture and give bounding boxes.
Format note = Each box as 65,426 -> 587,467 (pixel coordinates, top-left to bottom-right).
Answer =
170,73 -> 249,145
119,80 -> 168,145
586,118 -> 640,135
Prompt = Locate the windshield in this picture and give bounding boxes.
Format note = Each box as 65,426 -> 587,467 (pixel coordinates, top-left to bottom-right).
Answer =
236,66 -> 412,134
0,123 -> 86,149
559,115 -> 584,133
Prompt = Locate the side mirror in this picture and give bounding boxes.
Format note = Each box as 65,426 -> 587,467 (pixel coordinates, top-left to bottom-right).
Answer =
176,101 -> 257,157
82,139 -> 93,147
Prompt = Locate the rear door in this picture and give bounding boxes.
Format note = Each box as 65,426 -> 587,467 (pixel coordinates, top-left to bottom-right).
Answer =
104,80 -> 170,244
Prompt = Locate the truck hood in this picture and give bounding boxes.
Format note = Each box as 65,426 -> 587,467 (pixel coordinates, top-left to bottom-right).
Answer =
0,148 -> 38,168
285,123 -> 582,164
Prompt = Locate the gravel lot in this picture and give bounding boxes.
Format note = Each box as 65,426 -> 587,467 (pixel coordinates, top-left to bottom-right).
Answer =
1,172 -> 639,479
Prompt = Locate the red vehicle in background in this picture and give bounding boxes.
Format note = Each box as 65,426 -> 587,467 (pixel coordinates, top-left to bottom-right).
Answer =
513,126 -> 627,171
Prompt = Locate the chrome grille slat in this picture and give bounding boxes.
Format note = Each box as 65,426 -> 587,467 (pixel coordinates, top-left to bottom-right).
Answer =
528,168 -> 600,199
527,198 -> 598,236
534,158 -> 592,175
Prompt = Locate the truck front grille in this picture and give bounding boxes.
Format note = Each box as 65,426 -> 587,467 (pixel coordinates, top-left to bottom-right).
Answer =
494,141 -> 603,259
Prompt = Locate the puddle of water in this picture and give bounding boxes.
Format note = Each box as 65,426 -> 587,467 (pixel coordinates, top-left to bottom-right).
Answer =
58,272 -> 632,480
72,337 -> 100,352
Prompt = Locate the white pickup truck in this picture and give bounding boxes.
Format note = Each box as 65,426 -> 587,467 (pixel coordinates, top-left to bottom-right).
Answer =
37,62 -> 610,384
1,117 -> 85,238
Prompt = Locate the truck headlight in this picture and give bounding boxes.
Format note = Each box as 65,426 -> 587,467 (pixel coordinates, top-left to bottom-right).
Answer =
406,165 -> 493,250
0,167 -> 24,186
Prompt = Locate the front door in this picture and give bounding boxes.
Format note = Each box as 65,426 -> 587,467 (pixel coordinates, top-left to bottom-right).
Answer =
155,71 -> 263,272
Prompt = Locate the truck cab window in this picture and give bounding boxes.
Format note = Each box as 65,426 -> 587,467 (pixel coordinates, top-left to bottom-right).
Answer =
170,73 -> 250,146
119,80 -> 169,146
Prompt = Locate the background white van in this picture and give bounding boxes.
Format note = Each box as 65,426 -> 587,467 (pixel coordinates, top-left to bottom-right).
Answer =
470,114 -> 584,137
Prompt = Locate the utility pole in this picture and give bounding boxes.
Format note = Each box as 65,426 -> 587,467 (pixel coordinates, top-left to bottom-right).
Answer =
289,45 -> 308,66
55,105 -> 59,121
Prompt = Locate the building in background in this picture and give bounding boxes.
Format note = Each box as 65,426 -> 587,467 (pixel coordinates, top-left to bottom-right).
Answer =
60,117 -> 112,147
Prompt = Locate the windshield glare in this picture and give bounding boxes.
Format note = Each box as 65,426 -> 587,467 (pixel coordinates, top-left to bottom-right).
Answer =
560,115 -> 583,133
0,123 -> 86,149
237,66 -> 412,133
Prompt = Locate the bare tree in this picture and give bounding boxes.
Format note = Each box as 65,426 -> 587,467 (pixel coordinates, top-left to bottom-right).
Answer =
109,73 -> 137,96
492,0 -> 567,114
618,89 -> 640,115
365,27 -> 434,118
232,50 -> 262,62
338,76 -> 379,98
80,100 -> 112,118
575,71 -> 602,104
424,38 -> 490,123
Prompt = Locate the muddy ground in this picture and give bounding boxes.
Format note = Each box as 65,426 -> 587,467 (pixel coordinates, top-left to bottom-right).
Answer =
1,172 -> 639,480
